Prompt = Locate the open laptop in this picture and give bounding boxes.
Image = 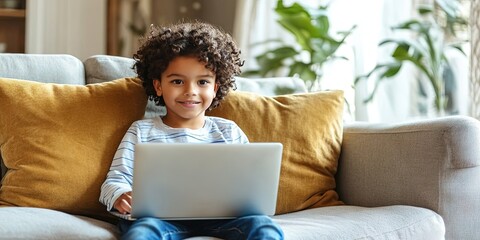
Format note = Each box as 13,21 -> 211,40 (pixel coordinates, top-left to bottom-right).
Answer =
122,142 -> 283,220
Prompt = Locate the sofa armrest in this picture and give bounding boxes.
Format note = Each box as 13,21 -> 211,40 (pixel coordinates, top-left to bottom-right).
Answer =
336,115 -> 480,239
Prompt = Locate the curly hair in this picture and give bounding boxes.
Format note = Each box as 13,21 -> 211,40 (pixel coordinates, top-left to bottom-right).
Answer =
133,22 -> 243,110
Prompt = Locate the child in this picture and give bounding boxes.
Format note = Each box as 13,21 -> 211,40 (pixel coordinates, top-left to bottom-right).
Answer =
99,22 -> 284,240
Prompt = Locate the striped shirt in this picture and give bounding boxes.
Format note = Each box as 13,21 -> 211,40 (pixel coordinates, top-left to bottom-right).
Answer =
99,116 -> 249,211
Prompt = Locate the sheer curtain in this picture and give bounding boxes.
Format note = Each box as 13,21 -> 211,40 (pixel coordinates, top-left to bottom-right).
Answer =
471,0 -> 480,119
233,0 -> 292,71
232,0 -> 445,122
26,0 -> 107,60
346,0 -> 414,122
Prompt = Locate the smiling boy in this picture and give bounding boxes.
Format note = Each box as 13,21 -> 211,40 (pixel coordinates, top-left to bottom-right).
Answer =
99,22 -> 284,240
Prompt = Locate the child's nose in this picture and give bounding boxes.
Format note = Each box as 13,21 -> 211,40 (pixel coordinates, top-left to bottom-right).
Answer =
184,83 -> 198,96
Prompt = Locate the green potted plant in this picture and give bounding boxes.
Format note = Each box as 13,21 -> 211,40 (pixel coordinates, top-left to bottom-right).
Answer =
243,0 -> 355,94
355,0 -> 468,116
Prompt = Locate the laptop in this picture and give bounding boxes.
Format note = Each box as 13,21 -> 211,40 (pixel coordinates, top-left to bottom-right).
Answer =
125,142 -> 283,220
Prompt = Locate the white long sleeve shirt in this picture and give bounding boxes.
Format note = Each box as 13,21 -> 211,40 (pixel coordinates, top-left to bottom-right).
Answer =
99,116 -> 249,211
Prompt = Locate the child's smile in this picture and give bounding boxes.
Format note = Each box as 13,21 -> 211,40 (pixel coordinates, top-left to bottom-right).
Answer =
177,99 -> 201,108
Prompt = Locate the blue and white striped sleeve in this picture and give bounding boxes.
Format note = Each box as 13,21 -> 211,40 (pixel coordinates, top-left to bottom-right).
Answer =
232,122 -> 250,144
99,122 -> 140,211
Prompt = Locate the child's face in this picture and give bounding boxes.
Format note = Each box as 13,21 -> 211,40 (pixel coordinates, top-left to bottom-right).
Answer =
153,56 -> 218,129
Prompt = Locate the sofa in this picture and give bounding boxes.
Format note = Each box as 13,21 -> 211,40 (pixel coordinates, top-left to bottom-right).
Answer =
0,53 -> 479,240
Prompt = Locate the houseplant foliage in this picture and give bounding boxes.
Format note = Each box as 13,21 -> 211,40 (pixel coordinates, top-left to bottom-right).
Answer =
355,0 -> 468,115
244,0 -> 355,93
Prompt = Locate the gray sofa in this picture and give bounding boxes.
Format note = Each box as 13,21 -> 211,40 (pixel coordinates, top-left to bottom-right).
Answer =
0,53 -> 479,239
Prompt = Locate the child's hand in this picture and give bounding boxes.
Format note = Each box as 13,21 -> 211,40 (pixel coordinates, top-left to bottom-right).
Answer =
114,191 -> 132,214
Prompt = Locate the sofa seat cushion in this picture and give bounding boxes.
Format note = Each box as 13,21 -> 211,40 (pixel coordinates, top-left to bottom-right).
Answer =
0,205 -> 443,240
0,207 -> 119,240
273,205 -> 445,240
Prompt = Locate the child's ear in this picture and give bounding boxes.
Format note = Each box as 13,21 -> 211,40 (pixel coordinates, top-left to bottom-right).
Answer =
153,79 -> 162,96
214,83 -> 219,93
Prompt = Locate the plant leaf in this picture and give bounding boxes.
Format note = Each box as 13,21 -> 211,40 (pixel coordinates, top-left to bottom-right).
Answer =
381,63 -> 402,78
435,0 -> 460,18
391,43 -> 410,59
417,4 -> 433,15
241,70 -> 260,77
355,63 -> 401,84
447,42 -> 467,56
254,46 -> 298,76
289,61 -> 316,84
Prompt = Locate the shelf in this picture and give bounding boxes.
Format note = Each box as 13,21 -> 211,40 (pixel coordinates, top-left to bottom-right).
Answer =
0,8 -> 25,18
0,7 -> 26,53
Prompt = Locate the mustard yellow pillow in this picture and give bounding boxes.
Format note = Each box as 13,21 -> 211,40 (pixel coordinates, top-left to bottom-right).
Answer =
208,90 -> 344,214
0,77 -> 147,221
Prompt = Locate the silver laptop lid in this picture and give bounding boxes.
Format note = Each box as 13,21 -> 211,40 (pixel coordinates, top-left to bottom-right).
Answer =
131,143 -> 283,220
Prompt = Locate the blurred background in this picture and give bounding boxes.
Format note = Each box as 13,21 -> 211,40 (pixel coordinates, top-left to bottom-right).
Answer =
0,0 -> 476,123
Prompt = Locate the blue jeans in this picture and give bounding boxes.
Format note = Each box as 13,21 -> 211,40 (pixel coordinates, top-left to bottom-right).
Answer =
118,215 -> 284,240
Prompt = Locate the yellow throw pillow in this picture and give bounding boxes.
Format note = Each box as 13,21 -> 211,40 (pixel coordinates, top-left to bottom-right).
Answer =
0,77 -> 147,221
207,90 -> 344,214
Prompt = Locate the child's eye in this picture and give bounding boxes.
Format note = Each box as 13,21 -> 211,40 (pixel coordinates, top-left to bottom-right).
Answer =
171,79 -> 183,85
198,80 -> 210,85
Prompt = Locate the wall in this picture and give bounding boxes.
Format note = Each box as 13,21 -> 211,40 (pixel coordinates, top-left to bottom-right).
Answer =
26,0 -> 106,61
151,0 -> 237,34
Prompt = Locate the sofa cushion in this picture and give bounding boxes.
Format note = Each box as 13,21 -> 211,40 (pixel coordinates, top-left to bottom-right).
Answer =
83,55 -> 309,95
82,55 -> 309,119
0,207 -> 119,239
273,205 -> 445,239
0,53 -> 85,85
207,90 -> 344,214
234,76 -> 307,96
0,77 -> 147,221
84,55 -> 137,84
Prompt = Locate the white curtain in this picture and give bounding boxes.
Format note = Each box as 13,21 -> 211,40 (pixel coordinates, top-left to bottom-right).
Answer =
347,0 -> 414,122
233,0 -> 469,123
26,0 -> 107,61
471,0 -> 480,119
233,0 -> 292,71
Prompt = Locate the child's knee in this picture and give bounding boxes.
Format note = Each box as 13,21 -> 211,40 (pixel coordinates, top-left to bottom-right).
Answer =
246,216 -> 284,239
123,218 -> 189,240
243,215 -> 275,225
